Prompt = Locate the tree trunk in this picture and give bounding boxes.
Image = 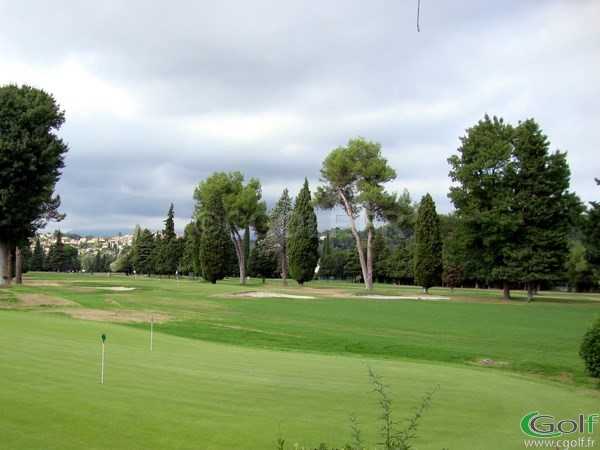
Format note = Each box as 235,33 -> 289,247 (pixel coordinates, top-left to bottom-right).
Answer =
280,246 -> 288,287
502,280 -> 511,300
0,240 -> 11,287
365,222 -> 374,291
230,228 -> 246,284
526,281 -> 534,302
15,247 -> 23,285
337,189 -> 373,291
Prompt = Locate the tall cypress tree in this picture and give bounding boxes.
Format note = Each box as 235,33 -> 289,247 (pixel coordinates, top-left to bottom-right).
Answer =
199,192 -> 231,284
266,188 -> 292,285
288,178 -> 319,286
414,194 -> 443,294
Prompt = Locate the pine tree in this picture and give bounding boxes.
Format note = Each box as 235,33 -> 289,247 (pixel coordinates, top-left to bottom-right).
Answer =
583,178 -> 600,277
266,188 -> 292,285
247,238 -> 278,283
414,194 -> 443,294
31,237 -> 45,271
46,230 -> 65,271
288,179 -> 319,286
156,204 -> 180,277
503,119 -> 583,301
131,228 -> 156,275
372,228 -> 390,283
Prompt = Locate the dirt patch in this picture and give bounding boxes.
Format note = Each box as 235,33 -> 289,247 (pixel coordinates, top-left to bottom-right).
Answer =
231,291 -> 315,299
14,294 -> 77,307
58,309 -> 170,324
467,358 -> 511,368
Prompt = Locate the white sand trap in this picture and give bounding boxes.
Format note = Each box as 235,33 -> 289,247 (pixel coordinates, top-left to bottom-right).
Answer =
360,294 -> 450,301
234,291 -> 315,299
95,287 -> 136,291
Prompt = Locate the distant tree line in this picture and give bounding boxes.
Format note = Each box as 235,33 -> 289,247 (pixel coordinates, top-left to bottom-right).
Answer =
2,85 -> 598,295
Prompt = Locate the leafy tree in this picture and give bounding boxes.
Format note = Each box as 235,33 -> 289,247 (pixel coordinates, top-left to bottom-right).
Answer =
247,238 -> 278,283
288,179 -> 319,286
193,171 -> 268,284
580,314 -> 600,379
321,231 -> 331,258
448,115 -> 582,299
45,231 -> 80,272
502,119 -> 582,301
45,230 -> 65,271
414,194 -> 443,294
440,213 -> 467,290
344,247 -> 363,281
448,115 -> 516,296
0,84 -> 68,286
316,137 -> 400,291
566,240 -> 596,293
156,204 -> 181,277
111,246 -> 132,274
198,191 -> 231,284
319,248 -> 347,280
372,228 -> 390,283
179,221 -> 201,276
265,188 -> 292,285
385,238 -> 415,285
583,178 -> 600,278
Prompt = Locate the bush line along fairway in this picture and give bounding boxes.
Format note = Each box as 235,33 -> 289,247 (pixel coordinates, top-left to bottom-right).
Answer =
1,273 -> 599,449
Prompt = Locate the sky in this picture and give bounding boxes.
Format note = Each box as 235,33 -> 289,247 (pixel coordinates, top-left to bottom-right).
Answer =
2,0 -> 599,236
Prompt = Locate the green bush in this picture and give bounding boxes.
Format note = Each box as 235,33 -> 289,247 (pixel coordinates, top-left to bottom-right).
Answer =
580,315 -> 600,378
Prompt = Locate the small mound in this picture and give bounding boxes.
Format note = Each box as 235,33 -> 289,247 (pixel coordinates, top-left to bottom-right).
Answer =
233,291 -> 315,299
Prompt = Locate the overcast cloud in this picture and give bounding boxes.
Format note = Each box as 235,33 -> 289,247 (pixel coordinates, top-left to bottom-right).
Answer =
2,0 -> 599,235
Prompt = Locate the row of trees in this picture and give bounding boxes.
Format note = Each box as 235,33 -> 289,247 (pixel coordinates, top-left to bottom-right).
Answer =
1,83 -> 598,294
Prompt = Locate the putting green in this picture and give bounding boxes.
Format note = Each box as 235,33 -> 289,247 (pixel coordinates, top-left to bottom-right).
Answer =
1,310 -> 598,449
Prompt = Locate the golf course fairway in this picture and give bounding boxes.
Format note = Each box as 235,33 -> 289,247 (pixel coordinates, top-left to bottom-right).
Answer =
1,309 -> 598,449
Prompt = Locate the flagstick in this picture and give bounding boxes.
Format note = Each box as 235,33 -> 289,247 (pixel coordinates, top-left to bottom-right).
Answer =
101,332 -> 106,384
150,316 -> 154,352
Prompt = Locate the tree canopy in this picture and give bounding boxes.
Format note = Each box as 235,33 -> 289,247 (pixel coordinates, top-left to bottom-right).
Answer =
448,115 -> 582,299
414,194 -> 443,294
316,137 -> 399,291
193,171 -> 268,283
0,84 -> 68,286
288,179 -> 319,286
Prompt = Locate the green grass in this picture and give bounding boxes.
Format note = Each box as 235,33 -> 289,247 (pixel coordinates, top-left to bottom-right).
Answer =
1,273 -> 599,448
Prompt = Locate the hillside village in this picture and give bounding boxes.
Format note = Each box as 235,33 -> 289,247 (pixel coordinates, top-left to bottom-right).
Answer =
36,232 -> 135,256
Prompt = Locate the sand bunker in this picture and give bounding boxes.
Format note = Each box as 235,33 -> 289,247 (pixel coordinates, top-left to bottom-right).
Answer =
94,286 -> 136,291
359,294 -> 450,301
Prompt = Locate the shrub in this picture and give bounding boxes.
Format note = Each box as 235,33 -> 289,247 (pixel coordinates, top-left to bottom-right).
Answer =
580,315 -> 600,378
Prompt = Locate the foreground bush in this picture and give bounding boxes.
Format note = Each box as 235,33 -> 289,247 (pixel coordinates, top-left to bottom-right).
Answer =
278,363 -> 440,450
580,314 -> 600,379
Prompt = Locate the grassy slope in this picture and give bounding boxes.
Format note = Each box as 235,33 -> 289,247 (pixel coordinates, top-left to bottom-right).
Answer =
1,310 -> 598,450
